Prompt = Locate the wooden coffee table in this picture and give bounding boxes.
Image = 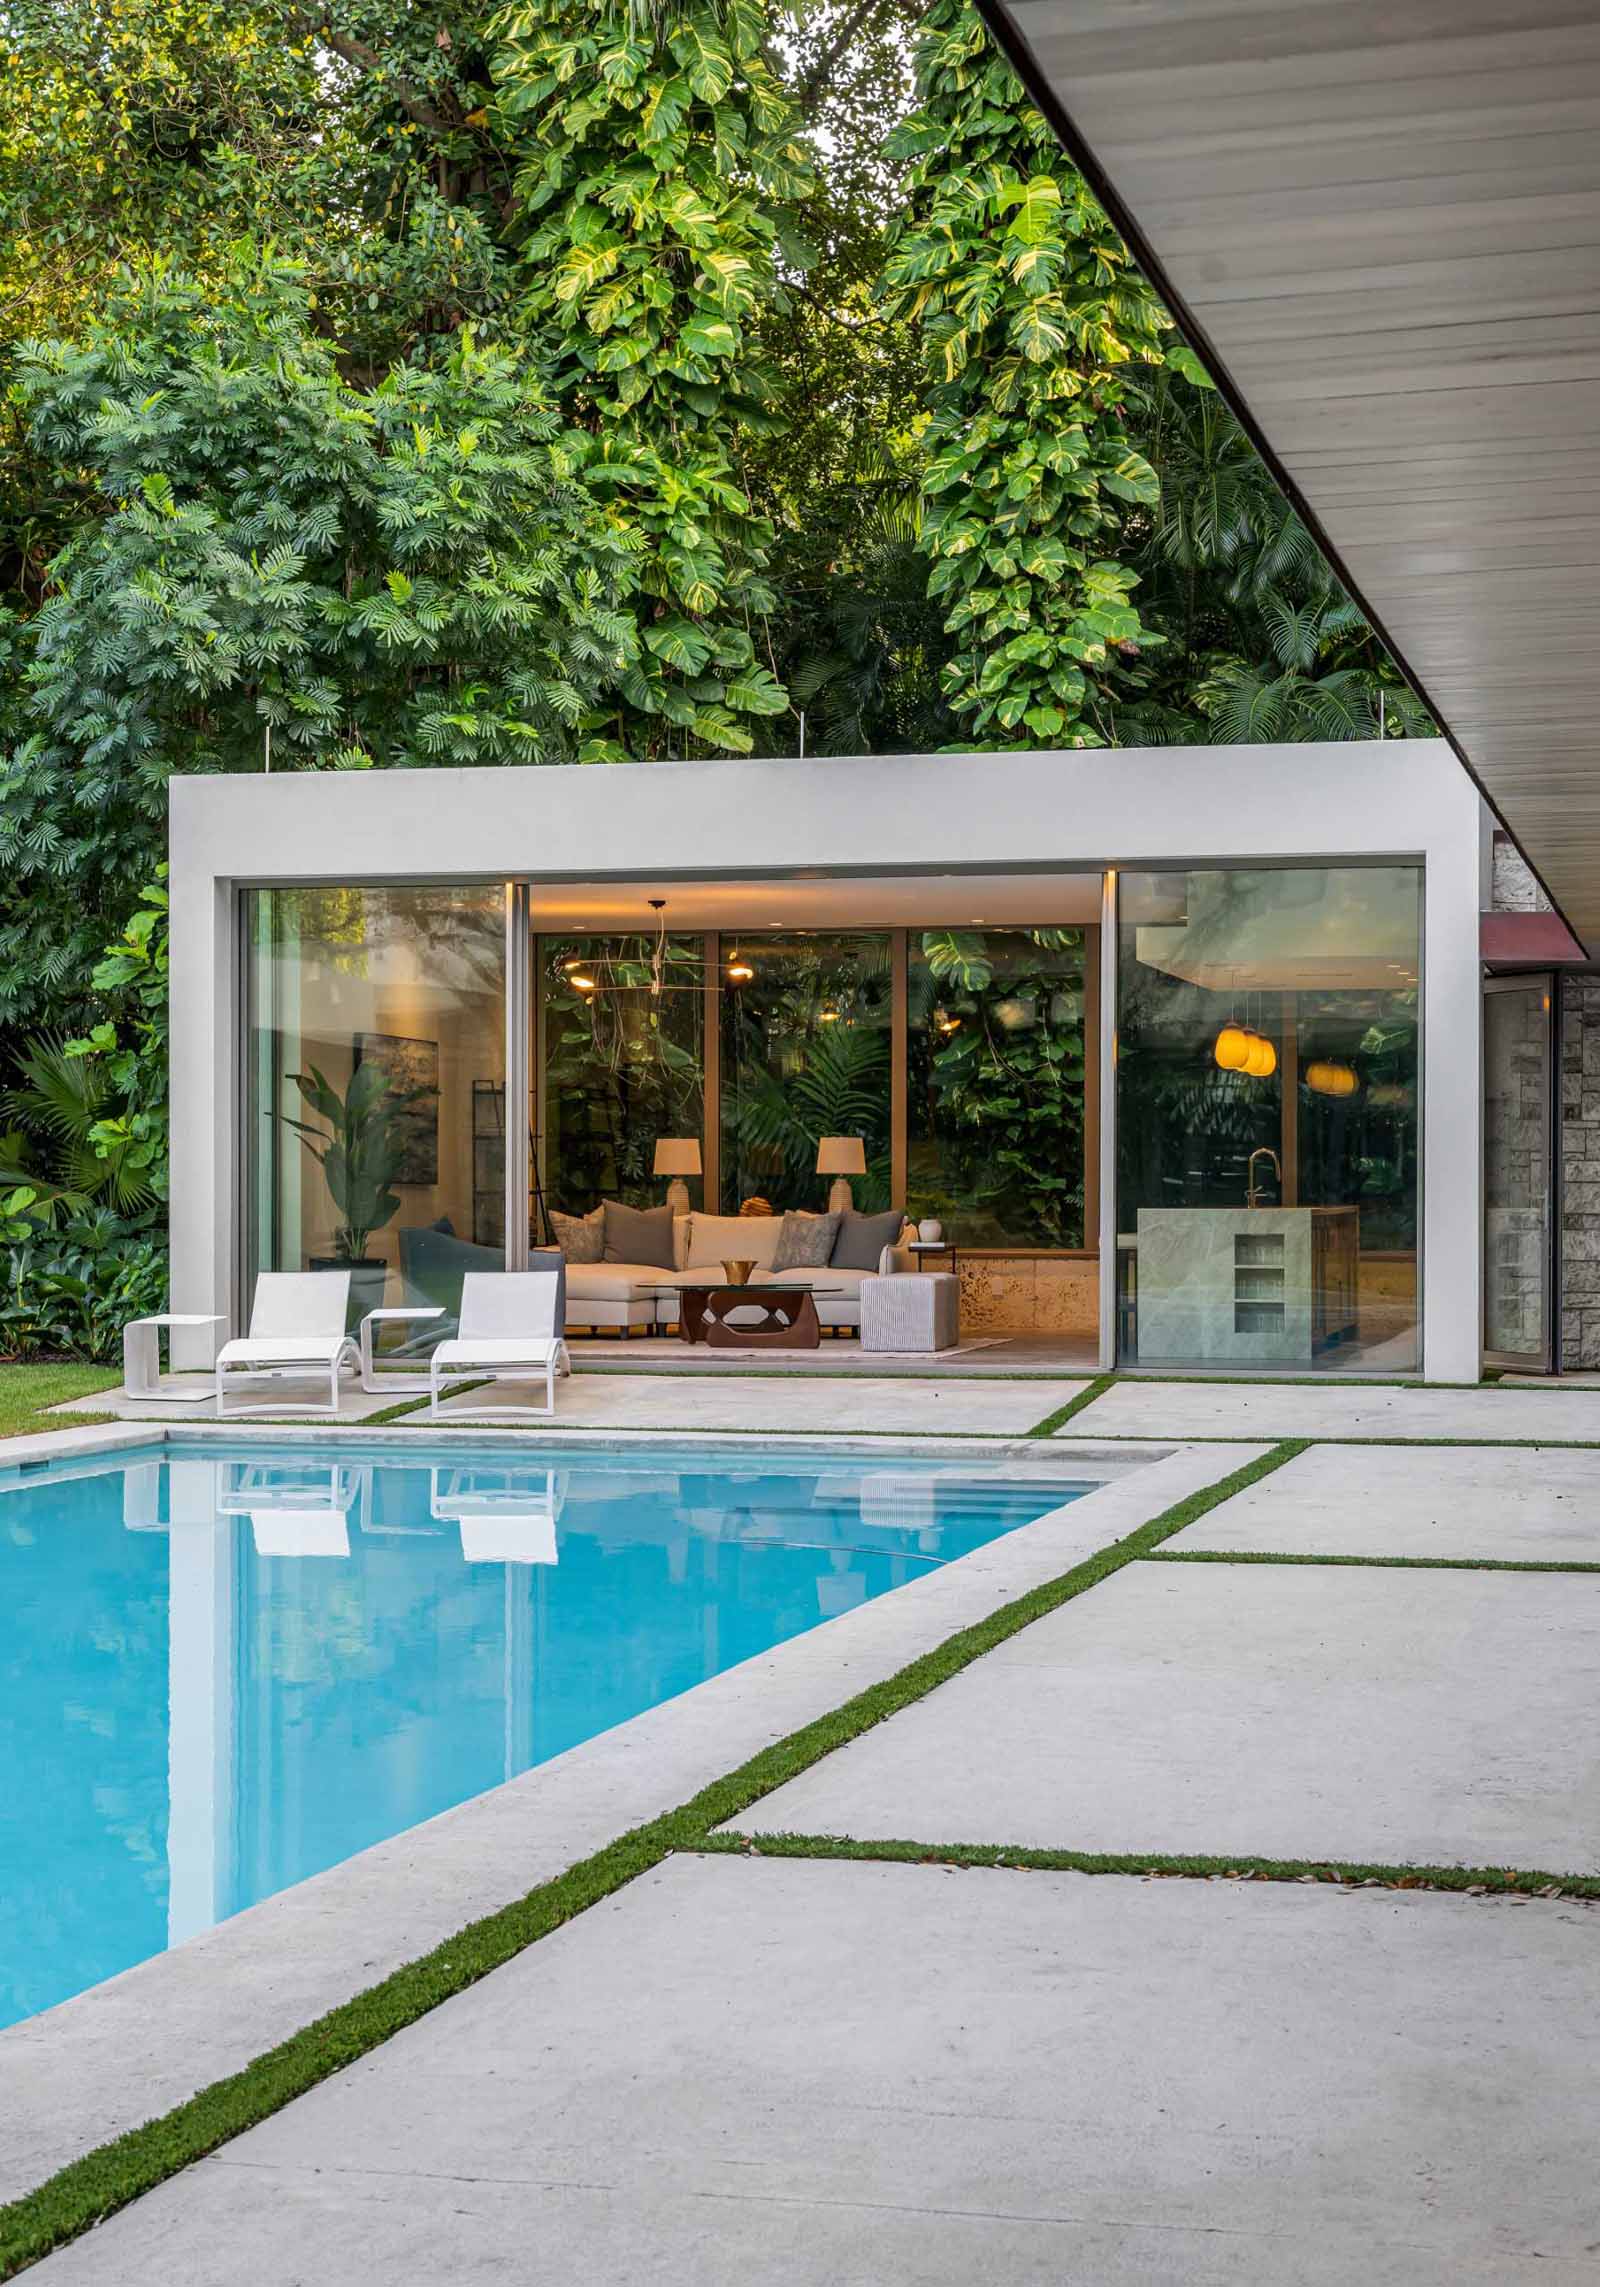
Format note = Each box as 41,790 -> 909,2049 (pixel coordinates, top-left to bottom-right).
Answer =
658,1283 -> 845,1349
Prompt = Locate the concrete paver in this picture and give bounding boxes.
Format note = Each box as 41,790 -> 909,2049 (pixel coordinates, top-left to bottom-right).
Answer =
62,1372 -> 1079,1437
2,1440 -> 1242,2205
736,1563 -> 1600,1872
1168,1440 -> 1600,1562
1062,1379 -> 1600,1443
33,1855 -> 1600,2284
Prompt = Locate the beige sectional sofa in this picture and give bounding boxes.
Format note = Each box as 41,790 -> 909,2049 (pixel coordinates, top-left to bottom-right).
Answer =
564,1211 -> 916,1334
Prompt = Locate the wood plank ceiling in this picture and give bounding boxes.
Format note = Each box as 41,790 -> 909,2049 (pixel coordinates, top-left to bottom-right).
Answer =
981,0 -> 1600,950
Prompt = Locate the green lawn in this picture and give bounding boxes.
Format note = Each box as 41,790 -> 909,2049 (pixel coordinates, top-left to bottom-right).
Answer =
0,1362 -> 120,1437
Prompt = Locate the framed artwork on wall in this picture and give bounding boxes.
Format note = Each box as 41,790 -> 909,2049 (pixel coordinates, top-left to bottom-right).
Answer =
354,1032 -> 440,1185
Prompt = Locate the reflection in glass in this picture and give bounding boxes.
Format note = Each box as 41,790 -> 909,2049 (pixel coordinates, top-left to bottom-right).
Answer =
907,927 -> 1087,1246
245,886 -> 507,1342
538,934 -> 705,1215
0,1443 -> 1081,2027
1117,866 -> 1421,1370
720,933 -> 892,1211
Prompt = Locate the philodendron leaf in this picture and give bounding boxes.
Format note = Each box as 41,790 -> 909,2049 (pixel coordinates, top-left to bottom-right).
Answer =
678,317 -> 739,358
1167,343 -> 1218,390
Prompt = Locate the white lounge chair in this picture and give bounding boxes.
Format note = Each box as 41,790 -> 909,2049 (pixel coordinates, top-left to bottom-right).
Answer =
430,1466 -> 566,1563
428,1272 -> 570,1422
214,1272 -> 361,1418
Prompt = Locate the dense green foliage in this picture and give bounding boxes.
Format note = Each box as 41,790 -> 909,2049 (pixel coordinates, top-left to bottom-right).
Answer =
884,0 -> 1170,747
908,927 -> 1086,1247
0,258 -> 637,1025
493,0 -> 807,754
0,0 -> 1429,1339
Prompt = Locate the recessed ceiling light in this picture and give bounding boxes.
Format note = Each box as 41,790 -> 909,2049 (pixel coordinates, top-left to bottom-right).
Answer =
971,916 -> 986,924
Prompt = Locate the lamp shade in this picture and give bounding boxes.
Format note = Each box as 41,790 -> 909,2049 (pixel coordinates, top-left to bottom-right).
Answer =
815,1136 -> 867,1176
653,1137 -> 702,1177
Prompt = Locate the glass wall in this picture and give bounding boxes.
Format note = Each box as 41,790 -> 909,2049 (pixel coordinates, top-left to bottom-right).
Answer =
537,935 -> 705,1217
720,933 -> 892,1212
246,885 -> 506,1338
907,928 -> 1087,1247
1117,866 -> 1421,1371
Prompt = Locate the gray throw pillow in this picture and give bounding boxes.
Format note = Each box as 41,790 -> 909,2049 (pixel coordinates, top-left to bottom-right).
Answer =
772,1210 -> 840,1272
830,1208 -> 904,1271
603,1199 -> 677,1270
550,1206 -> 604,1264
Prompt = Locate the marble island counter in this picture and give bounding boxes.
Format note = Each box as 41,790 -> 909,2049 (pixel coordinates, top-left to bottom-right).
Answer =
1132,1206 -> 1360,1365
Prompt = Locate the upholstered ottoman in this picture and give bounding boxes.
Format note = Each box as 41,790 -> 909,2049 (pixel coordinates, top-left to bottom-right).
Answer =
859,1271 -> 959,1353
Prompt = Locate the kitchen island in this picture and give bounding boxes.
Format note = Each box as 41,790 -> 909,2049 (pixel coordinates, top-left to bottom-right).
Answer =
1133,1206 -> 1360,1365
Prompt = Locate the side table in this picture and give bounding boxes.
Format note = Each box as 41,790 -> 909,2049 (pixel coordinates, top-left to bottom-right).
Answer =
906,1240 -> 959,1277
360,1306 -> 446,1393
122,1314 -> 224,1403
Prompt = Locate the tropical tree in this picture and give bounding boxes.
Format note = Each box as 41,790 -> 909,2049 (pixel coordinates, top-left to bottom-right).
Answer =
881,0 -> 1175,749
491,0 -> 810,755
0,253 -> 639,1026
1122,371 -> 1432,743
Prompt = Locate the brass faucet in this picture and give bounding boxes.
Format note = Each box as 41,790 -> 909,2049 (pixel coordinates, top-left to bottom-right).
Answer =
1246,1147 -> 1282,1210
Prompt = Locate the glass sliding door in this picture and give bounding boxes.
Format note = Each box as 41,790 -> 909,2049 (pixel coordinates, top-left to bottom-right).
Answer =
720,933 -> 892,1212
536,934 -> 706,1218
1116,865 -> 1422,1372
906,927 -> 1088,1247
245,885 -> 507,1340
1483,976 -> 1554,1371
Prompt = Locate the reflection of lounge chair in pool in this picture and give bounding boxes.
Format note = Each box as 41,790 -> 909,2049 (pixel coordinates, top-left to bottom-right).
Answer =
428,1272 -> 570,1422
216,1462 -> 363,1557
214,1273 -> 361,1418
429,1467 -> 565,1565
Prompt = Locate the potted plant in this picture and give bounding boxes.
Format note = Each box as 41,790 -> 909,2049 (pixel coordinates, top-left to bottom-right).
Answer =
283,1062 -> 407,1321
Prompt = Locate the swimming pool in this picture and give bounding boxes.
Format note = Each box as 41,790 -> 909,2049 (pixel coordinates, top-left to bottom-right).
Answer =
1,1436 -> 1086,2030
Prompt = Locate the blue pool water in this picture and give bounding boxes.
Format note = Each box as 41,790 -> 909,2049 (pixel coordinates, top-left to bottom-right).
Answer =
0,1437 -> 1084,2029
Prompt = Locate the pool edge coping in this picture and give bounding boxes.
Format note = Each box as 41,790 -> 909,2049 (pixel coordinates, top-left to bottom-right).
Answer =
0,1435 -> 1264,2209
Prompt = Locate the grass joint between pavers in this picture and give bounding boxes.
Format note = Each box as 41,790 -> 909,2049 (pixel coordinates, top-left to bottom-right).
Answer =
0,1436 -> 1302,2276
698,1832 -> 1600,1903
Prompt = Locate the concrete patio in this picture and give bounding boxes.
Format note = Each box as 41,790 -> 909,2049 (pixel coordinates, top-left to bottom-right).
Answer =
18,1383 -> 1600,2278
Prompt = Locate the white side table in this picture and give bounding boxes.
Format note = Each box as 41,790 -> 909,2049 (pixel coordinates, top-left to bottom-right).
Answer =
359,1306 -> 445,1393
122,1314 -> 225,1403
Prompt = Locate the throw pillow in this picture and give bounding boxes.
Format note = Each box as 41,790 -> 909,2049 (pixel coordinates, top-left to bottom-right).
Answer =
771,1210 -> 840,1272
683,1212 -> 784,1272
830,1208 -> 905,1271
603,1199 -> 678,1270
549,1205 -> 604,1264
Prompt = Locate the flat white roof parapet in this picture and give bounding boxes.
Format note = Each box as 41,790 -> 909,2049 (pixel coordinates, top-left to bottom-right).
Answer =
172,740 -> 1470,887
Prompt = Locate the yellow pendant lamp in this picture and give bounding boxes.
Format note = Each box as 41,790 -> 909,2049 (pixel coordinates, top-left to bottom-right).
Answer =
1243,1031 -> 1277,1079
1214,1023 -> 1251,1071
1306,1060 -> 1358,1098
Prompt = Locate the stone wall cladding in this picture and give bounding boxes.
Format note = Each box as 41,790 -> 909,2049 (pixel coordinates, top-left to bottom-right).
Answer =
1561,975 -> 1600,1367
1493,834 -> 1550,913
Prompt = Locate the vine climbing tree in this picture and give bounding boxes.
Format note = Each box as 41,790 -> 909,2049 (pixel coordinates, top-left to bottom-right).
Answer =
493,0 -> 811,756
883,0 -> 1183,749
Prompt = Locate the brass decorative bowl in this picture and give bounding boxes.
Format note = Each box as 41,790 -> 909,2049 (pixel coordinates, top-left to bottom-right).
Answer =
722,1258 -> 757,1286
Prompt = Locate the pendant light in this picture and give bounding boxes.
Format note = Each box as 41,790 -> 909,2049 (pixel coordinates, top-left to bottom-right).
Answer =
1306,1060 -> 1358,1098
1214,971 -> 1250,1071
1214,979 -> 1276,1077
1244,1030 -> 1278,1079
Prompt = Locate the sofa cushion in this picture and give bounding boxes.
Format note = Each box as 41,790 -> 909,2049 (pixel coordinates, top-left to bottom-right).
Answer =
830,1208 -> 905,1271
771,1209 -> 839,1272
602,1200 -> 676,1270
567,1263 -> 670,1300
550,1205 -> 604,1263
683,1212 -> 783,1272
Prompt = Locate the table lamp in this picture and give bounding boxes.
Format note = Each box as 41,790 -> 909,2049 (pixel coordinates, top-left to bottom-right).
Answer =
653,1137 -> 701,1216
816,1135 -> 866,1214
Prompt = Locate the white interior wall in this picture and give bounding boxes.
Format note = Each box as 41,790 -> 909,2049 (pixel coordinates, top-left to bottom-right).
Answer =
169,742 -> 1485,1380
